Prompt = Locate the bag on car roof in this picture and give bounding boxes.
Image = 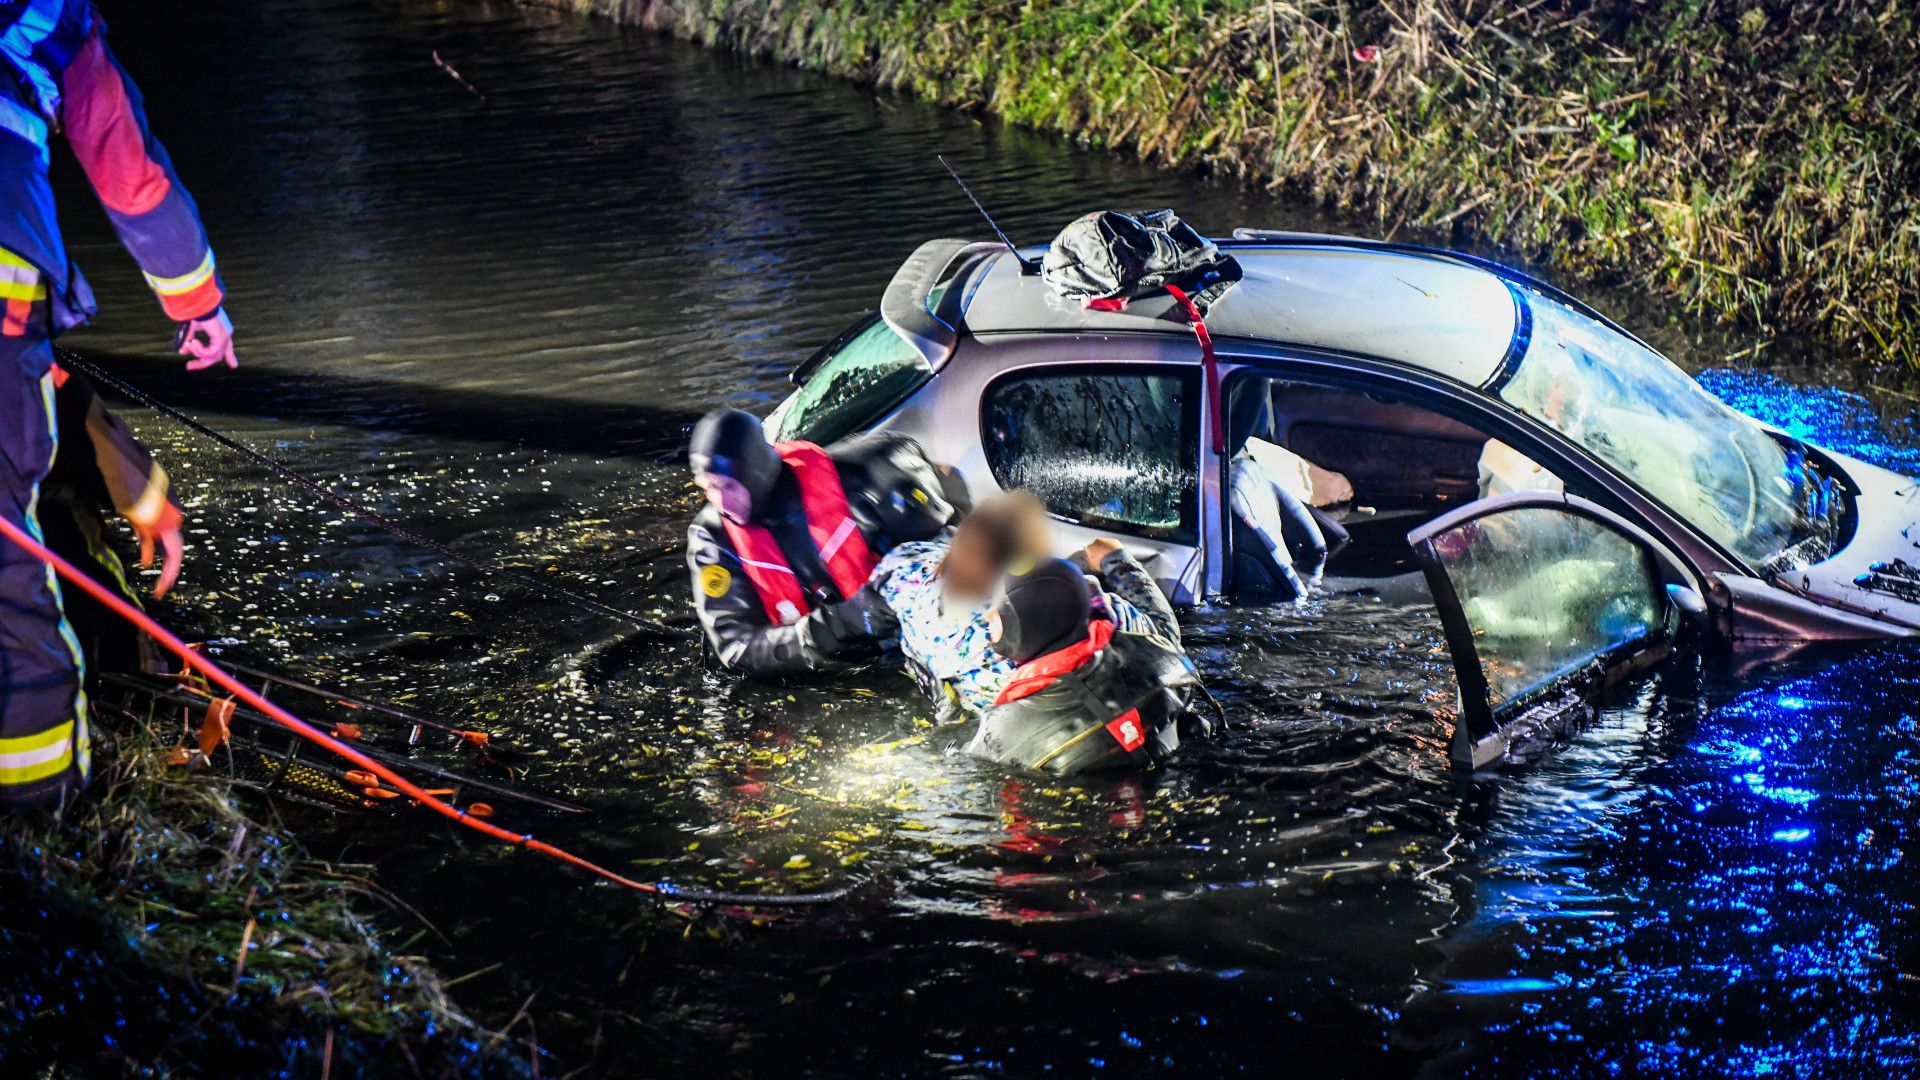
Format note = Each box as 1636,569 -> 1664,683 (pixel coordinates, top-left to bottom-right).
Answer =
1041,209 -> 1237,306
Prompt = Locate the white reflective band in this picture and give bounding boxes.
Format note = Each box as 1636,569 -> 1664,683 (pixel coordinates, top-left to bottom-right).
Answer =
817,516 -> 858,563
0,95 -> 49,164
0,248 -> 43,301
775,600 -> 802,624
0,719 -> 75,786
143,250 -> 217,297
737,556 -> 798,576
0,249 -> 40,281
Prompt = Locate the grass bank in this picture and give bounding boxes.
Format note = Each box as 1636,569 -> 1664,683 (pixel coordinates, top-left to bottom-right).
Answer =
528,0 -> 1918,365
0,725 -> 531,1077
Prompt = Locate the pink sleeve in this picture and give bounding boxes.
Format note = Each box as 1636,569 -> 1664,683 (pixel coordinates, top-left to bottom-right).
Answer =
58,26 -> 224,321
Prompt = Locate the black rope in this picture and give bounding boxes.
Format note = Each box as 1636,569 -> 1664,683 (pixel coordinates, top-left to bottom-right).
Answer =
58,348 -> 683,641
651,881 -> 855,907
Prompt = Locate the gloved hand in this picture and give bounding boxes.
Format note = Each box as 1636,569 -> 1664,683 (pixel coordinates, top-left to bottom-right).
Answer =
127,499 -> 184,599
808,584 -> 898,655
175,308 -> 238,372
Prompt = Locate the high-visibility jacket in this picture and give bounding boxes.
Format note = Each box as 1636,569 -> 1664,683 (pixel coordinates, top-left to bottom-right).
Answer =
720,441 -> 879,626
1,0 -> 225,364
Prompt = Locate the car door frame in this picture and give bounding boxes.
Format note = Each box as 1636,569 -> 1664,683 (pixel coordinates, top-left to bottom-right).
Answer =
1408,490 -> 1706,768
877,330 -> 1213,601
1203,345 -> 1745,599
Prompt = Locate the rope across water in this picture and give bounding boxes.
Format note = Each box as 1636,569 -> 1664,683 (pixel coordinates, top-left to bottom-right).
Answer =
55,347 -> 684,641
0,509 -> 846,908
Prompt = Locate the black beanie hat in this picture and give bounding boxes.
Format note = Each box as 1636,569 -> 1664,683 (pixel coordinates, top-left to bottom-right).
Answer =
992,557 -> 1094,666
689,408 -> 783,518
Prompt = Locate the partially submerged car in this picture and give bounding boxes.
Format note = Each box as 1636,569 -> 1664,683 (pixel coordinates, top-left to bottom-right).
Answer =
766,232 -> 1918,768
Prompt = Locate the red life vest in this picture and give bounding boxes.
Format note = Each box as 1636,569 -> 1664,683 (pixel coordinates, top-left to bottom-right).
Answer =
721,441 -> 878,626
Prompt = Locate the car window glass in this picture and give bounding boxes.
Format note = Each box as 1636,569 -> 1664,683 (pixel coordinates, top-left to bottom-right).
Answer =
1427,506 -> 1663,712
774,317 -> 932,445
981,369 -> 1198,543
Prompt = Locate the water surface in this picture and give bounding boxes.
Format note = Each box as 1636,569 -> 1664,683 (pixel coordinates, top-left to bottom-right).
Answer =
52,0 -> 1920,1074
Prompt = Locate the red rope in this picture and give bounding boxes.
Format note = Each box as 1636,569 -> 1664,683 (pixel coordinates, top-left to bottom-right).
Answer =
1164,284 -> 1224,455
0,512 -> 658,895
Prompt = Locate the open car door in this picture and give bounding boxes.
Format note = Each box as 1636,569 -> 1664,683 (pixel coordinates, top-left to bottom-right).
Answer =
1407,491 -> 1706,770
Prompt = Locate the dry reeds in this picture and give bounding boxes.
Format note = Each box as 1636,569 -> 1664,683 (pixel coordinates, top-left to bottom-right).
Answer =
0,718 -> 531,1076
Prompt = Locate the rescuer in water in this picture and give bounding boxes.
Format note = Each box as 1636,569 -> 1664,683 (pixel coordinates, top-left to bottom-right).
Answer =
1,0 -> 236,807
39,362 -> 185,684
686,408 -> 969,676
967,548 -> 1208,775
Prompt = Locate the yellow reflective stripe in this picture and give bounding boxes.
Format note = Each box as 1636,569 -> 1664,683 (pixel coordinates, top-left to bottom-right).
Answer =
1030,723 -> 1106,772
142,251 -> 216,296
28,372 -> 92,783
0,279 -> 48,301
0,720 -> 75,786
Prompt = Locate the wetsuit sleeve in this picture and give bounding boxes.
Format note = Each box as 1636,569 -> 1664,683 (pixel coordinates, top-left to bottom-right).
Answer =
687,516 -> 850,677
1097,548 -> 1182,648
54,366 -> 172,532
883,432 -> 971,519
57,20 -> 224,322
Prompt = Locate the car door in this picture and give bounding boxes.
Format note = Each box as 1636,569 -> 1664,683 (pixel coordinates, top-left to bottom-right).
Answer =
1407,491 -> 1706,769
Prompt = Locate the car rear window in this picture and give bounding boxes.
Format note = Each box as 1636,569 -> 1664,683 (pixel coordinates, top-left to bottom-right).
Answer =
774,315 -> 933,445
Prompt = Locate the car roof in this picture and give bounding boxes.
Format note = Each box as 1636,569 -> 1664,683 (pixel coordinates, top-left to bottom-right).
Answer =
948,241 -> 1524,388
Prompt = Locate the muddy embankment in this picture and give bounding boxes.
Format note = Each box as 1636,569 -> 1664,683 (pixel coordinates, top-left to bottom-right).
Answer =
525,0 -> 1918,366
0,731 -> 531,1077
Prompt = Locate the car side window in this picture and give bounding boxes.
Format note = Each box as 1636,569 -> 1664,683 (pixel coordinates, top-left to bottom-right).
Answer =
773,316 -> 933,445
980,368 -> 1199,543
1423,505 -> 1665,711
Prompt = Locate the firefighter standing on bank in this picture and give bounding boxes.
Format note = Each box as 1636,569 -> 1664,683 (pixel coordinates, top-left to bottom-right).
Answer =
2,0 -> 235,807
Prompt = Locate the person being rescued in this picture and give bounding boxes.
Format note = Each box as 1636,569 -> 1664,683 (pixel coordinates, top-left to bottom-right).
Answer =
966,550 -> 1209,775
873,491 -> 1177,724
1225,381 -> 1352,602
686,407 -> 968,677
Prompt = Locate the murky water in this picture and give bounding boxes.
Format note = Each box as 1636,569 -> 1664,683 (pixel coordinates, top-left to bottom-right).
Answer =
50,0 -> 1920,1074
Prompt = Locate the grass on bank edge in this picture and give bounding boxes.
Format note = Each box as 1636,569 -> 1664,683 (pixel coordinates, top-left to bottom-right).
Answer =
0,718 -> 534,1077
539,0 -> 1919,367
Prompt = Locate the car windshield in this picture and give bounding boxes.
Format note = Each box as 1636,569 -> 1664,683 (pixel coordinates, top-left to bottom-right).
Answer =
1498,290 -> 1838,572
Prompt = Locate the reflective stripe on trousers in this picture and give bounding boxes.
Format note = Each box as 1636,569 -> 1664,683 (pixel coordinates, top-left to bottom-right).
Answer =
0,248 -> 90,806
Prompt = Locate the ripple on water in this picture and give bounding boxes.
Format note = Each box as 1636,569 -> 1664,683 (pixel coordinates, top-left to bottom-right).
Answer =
56,0 -> 1920,1074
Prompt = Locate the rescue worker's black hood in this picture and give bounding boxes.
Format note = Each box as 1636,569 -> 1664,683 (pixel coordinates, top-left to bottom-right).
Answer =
689,408 -> 783,520
994,558 -> 1094,665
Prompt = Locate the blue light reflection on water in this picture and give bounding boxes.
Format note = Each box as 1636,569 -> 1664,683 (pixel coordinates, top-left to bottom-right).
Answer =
1414,648 -> 1920,1076
1408,368 -> 1920,1076
1699,370 -> 1920,476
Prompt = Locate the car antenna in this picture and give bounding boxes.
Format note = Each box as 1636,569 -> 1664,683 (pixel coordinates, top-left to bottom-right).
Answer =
939,155 -> 1042,275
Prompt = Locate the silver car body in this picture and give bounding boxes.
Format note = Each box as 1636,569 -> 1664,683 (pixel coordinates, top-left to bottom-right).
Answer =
767,233 -> 1918,766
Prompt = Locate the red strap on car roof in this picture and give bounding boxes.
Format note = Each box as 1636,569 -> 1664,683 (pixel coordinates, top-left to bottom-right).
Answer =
1163,284 -> 1224,455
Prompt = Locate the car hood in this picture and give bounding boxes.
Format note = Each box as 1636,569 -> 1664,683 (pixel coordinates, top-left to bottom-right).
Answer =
1787,448 -> 1920,630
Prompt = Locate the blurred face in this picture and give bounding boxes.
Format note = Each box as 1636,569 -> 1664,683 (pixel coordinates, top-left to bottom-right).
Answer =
696,473 -> 753,524
986,606 -> 1005,644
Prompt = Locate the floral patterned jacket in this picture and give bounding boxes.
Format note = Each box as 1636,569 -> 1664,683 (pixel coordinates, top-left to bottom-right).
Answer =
872,538 -> 1177,721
